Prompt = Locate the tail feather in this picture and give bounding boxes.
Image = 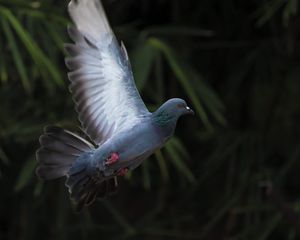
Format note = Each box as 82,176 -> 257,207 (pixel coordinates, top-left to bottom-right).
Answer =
67,172 -> 118,212
37,165 -> 72,180
42,125 -> 95,152
36,126 -> 94,180
75,178 -> 119,212
39,134 -> 83,156
66,165 -> 99,210
85,187 -> 99,206
37,148 -> 76,166
36,125 -> 119,211
65,163 -> 90,195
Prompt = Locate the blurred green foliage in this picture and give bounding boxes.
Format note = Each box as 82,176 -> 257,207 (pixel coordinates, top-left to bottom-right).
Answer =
1,0 -> 300,239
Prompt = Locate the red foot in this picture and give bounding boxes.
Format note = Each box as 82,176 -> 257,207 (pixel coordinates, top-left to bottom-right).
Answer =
117,168 -> 129,176
105,152 -> 119,166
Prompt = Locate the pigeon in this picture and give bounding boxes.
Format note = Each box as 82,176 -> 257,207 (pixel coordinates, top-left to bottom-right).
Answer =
36,0 -> 194,211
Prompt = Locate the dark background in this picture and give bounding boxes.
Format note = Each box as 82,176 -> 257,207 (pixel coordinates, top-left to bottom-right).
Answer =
1,0 -> 300,239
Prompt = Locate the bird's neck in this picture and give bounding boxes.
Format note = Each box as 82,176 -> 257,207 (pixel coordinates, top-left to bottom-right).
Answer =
152,109 -> 177,137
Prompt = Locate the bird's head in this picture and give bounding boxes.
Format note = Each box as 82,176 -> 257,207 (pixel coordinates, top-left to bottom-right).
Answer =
153,98 -> 194,126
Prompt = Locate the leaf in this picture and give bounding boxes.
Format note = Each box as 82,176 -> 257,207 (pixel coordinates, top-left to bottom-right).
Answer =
257,214 -> 281,240
0,7 -> 64,90
283,0 -> 298,25
14,158 -> 36,192
142,160 -> 151,190
168,137 -> 189,159
0,34 -> 8,83
154,53 -> 165,103
165,141 -> 196,183
255,0 -> 286,27
34,180 -> 43,197
155,150 -> 170,182
0,146 -> 10,165
2,17 -> 31,93
0,57 -> 8,83
131,39 -> 158,91
194,78 -> 227,125
46,23 -> 65,52
101,200 -> 136,236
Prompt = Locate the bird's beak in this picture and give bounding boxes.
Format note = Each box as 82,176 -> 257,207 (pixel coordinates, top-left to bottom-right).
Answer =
186,106 -> 194,115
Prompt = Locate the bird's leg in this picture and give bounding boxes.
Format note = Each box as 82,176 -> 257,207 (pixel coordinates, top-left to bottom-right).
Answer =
105,152 -> 119,166
117,168 -> 129,176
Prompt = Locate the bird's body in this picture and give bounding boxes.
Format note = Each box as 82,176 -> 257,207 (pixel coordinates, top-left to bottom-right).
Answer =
86,117 -> 167,175
36,0 -> 193,210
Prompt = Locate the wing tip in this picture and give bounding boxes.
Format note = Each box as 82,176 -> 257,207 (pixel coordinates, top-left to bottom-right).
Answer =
68,0 -> 78,12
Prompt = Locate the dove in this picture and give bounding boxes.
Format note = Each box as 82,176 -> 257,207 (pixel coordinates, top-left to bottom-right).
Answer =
36,0 -> 194,211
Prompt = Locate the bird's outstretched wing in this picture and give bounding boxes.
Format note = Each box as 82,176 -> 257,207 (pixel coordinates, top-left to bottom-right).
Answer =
66,0 -> 149,145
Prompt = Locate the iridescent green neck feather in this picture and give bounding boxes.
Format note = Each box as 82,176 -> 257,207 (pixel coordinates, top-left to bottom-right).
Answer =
153,109 -> 174,126
152,108 -> 177,139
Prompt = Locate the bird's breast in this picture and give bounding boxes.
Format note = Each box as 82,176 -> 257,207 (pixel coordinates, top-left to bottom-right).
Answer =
93,123 -> 163,174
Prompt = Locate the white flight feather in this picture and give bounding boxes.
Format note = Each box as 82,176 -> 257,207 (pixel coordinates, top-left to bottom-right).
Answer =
67,0 -> 149,144
68,0 -> 111,41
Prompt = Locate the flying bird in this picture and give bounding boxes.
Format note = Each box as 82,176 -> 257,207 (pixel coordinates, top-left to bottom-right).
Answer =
36,0 -> 194,211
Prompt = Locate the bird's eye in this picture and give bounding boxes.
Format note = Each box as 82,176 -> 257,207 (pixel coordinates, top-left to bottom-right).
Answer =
176,103 -> 186,109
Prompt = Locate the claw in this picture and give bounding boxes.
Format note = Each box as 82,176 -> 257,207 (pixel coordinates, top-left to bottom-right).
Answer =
105,152 -> 119,166
117,168 -> 129,176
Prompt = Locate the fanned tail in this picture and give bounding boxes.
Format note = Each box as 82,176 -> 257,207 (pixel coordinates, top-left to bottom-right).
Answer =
36,125 -> 118,211
36,125 -> 95,180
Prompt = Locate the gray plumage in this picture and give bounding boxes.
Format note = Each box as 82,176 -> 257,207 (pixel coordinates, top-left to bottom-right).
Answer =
36,0 -> 193,211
